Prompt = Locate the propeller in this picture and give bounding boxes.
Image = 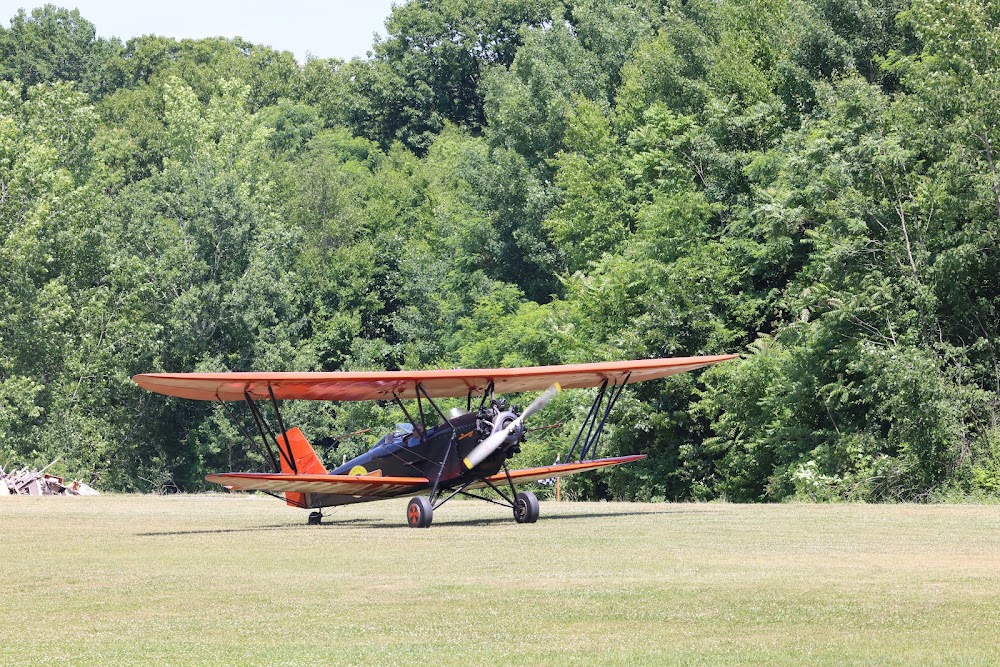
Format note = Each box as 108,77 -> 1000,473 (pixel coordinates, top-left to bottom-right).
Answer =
463,383 -> 561,470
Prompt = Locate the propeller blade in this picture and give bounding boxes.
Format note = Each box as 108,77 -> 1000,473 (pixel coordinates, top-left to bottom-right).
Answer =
463,384 -> 561,470
520,383 -> 561,421
462,429 -> 509,470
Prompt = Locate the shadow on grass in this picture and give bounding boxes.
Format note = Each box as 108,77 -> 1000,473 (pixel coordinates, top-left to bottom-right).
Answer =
435,508 -> 701,527
136,517 -> 385,536
136,508 -> 705,535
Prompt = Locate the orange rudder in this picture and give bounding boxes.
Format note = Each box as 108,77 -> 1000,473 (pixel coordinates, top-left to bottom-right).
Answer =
277,427 -> 326,507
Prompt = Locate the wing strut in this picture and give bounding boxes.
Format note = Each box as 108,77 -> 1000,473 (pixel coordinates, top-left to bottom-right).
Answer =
217,397 -> 280,472
243,390 -> 296,474
478,382 -> 494,411
267,386 -> 297,474
566,372 -> 631,462
580,373 -> 629,460
567,379 -> 607,461
244,391 -> 280,471
415,383 -> 459,505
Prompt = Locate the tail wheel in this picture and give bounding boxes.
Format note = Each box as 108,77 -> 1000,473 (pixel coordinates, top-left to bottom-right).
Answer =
307,511 -> 323,526
407,496 -> 433,528
514,491 -> 539,524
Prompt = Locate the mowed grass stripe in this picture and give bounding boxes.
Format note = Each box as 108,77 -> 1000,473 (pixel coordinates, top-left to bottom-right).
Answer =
2,497 -> 999,666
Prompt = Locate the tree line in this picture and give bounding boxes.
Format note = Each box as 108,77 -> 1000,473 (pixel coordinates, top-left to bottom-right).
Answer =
1,0 -> 998,501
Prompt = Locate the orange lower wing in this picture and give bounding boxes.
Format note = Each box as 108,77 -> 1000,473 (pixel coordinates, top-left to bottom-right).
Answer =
205,472 -> 429,497
466,454 -> 646,490
208,455 -> 642,497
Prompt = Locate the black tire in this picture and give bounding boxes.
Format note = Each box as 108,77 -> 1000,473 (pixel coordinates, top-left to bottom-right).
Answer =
307,511 -> 323,526
407,496 -> 433,528
514,491 -> 539,523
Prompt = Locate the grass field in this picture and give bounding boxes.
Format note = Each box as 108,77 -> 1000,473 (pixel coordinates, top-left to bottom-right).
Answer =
2,496 -> 1000,666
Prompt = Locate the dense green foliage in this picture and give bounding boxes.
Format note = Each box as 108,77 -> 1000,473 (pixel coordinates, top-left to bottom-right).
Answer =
1,1 -> 998,501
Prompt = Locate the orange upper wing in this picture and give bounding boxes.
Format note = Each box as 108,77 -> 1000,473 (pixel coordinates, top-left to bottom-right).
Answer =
132,356 -> 738,402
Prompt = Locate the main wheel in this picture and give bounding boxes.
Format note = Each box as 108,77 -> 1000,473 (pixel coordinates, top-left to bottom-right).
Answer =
407,496 -> 433,528
514,491 -> 539,523
307,511 -> 323,526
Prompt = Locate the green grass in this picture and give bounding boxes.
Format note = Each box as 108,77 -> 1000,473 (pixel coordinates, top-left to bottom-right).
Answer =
2,496 -> 1000,666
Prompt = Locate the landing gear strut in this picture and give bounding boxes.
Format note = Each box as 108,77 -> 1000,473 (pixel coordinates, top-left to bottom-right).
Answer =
407,496 -> 433,528
307,511 -> 323,526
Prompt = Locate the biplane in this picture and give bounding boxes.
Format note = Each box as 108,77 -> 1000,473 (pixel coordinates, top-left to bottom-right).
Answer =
132,356 -> 736,527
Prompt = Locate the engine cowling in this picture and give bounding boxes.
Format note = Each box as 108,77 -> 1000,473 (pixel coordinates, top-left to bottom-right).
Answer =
490,409 -> 523,448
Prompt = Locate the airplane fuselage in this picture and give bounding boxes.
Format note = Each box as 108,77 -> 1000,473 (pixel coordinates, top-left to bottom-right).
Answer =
307,410 -> 511,508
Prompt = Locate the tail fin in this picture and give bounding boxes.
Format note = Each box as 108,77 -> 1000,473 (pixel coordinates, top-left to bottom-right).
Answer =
277,427 -> 326,507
